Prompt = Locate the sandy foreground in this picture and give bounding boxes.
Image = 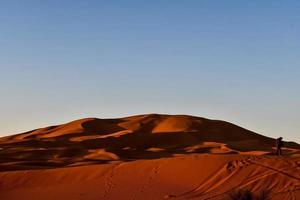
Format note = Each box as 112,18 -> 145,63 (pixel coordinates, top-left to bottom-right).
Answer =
0,114 -> 299,200
1,154 -> 300,200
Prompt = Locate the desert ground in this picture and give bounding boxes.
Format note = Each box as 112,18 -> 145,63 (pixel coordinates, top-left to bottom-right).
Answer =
0,114 -> 300,200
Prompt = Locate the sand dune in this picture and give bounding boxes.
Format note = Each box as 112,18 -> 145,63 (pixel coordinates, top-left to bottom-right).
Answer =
0,114 -> 299,199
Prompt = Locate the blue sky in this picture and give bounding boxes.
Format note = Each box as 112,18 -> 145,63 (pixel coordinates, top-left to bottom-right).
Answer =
0,1 -> 299,142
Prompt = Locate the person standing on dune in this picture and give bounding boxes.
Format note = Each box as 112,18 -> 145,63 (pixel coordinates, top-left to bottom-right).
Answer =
276,137 -> 283,156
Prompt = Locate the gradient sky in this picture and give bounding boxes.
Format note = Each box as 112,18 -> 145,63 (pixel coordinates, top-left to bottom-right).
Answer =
0,1 -> 299,142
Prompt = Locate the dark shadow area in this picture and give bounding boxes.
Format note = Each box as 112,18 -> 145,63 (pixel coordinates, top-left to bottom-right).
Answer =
1,116 -> 300,172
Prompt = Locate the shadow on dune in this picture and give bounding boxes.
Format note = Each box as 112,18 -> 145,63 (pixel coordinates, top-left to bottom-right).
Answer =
1,115 -> 299,171
0,131 -> 278,171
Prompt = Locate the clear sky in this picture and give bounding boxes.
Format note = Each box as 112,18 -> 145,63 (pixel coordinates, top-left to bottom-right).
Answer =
0,1 -> 299,142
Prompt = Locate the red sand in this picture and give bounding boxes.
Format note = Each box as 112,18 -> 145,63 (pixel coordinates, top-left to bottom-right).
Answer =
0,114 -> 299,200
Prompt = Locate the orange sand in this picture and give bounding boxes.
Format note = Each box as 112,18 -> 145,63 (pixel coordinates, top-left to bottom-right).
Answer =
0,114 -> 299,200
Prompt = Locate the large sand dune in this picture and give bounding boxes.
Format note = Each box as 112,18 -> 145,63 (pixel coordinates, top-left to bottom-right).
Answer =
0,114 -> 299,199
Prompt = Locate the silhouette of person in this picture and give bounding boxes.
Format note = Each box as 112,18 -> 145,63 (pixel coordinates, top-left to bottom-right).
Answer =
276,137 -> 283,156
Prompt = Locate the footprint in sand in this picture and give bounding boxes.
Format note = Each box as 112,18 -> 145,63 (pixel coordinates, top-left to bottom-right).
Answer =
226,156 -> 258,172
131,164 -> 161,200
102,164 -> 119,199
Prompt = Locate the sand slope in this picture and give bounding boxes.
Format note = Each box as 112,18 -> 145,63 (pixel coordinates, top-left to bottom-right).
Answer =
0,114 -> 299,200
